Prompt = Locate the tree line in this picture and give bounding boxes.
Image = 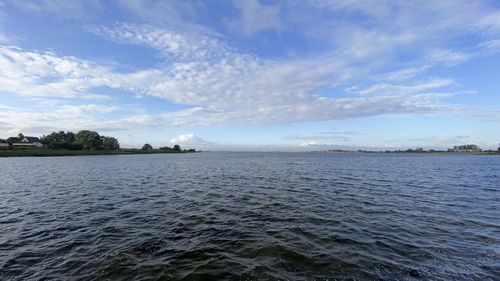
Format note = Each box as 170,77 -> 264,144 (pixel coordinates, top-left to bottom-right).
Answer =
1,131 -> 196,152
451,144 -> 481,151
141,143 -> 195,153
40,130 -> 120,150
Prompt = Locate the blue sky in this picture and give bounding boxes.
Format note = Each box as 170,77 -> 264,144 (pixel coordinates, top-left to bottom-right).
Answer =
0,0 -> 499,150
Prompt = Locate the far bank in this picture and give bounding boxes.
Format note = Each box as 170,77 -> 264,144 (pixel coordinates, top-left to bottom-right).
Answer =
0,149 -> 198,158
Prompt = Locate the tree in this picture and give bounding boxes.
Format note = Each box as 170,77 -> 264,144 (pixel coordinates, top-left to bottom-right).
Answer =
498,145 -> 500,153
452,144 -> 481,152
142,143 -> 153,151
172,144 -> 182,152
102,136 -> 120,150
41,131 -> 81,150
75,130 -> 103,150
18,133 -> 25,141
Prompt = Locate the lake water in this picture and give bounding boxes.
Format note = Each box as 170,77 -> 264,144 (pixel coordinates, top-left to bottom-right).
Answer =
0,153 -> 499,280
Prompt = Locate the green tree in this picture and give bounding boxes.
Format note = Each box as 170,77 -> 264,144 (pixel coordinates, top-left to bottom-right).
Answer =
102,136 -> 120,150
142,143 -> 153,150
18,133 -> 25,141
497,145 -> 500,153
75,130 -> 103,150
41,131 -> 81,149
172,144 -> 181,152
453,144 -> 481,152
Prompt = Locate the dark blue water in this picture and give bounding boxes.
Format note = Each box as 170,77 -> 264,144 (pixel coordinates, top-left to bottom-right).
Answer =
0,153 -> 499,280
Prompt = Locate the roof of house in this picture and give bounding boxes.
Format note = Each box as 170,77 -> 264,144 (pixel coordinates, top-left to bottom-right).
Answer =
23,136 -> 41,143
6,136 -> 42,143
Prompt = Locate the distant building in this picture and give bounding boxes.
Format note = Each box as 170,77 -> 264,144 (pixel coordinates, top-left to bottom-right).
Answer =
7,136 -> 43,148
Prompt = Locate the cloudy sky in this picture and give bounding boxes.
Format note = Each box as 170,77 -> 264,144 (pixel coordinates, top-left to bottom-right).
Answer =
1,0 -> 499,150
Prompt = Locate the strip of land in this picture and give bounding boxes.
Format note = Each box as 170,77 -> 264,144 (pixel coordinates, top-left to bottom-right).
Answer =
0,131 -> 197,157
316,150 -> 499,155
0,149 -> 197,157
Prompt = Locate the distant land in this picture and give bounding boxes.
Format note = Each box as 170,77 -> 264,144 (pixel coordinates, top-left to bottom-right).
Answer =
1,131 -> 499,157
0,131 -> 197,157
315,145 -> 500,155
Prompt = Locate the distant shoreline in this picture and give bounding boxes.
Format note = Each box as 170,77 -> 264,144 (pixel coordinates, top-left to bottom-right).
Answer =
315,150 -> 499,155
0,149 -> 198,157
1,149 -> 498,157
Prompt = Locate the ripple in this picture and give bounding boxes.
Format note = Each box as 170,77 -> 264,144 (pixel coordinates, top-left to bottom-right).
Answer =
0,153 -> 499,280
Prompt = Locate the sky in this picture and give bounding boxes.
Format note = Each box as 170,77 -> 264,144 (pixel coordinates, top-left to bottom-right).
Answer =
0,0 -> 499,151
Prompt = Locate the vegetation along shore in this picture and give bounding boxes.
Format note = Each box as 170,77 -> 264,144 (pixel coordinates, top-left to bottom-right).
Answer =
0,131 -> 197,157
318,144 -> 500,155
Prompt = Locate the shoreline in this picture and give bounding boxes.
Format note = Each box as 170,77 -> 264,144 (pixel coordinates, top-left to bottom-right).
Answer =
316,151 -> 499,155
1,149 -> 498,158
0,149 -> 198,157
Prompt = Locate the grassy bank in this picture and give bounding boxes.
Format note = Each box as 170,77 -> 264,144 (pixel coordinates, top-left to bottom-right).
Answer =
0,149 -> 197,157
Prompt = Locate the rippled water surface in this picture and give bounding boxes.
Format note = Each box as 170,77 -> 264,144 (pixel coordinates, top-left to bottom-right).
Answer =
1,153 -> 499,280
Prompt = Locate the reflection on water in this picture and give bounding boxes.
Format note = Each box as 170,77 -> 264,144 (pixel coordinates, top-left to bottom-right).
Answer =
0,153 -> 499,280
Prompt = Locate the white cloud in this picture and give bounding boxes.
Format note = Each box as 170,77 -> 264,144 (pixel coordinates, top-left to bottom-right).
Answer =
3,0 -> 500,135
228,0 -> 281,36
475,11 -> 500,34
87,24 -> 464,124
425,49 -> 473,66
348,79 -> 455,96
383,65 -> 431,81
87,23 -> 230,61
301,141 -> 319,146
286,0 -> 500,68
113,0 -> 210,34
0,45 -> 114,99
0,28 -> 465,135
11,0 -> 102,19
0,103 -> 119,137
169,133 -> 214,147
479,39 -> 500,52
299,141 -> 347,150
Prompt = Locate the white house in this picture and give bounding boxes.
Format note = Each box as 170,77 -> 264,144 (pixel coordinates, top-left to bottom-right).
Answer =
12,136 -> 44,147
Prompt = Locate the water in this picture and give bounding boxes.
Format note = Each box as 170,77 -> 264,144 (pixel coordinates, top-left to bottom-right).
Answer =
0,153 -> 499,280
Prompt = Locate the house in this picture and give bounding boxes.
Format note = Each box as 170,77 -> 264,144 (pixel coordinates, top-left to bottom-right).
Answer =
8,136 -> 44,148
